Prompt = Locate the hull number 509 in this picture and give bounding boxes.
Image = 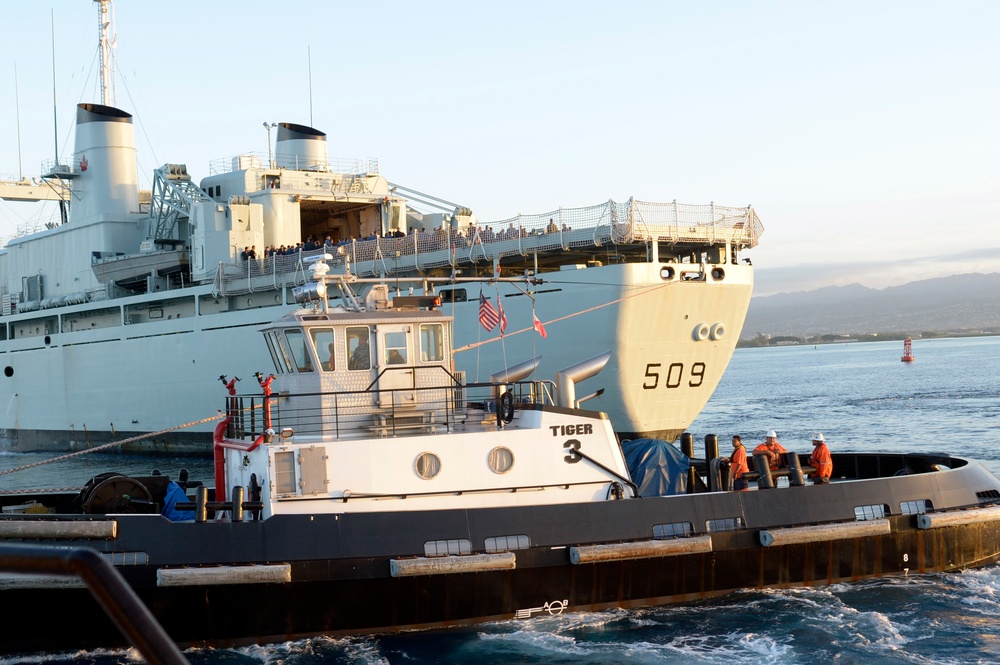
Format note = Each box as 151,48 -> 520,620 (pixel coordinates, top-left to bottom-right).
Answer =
642,362 -> 706,389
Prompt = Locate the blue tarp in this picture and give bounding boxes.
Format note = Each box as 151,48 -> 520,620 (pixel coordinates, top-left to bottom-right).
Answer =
621,438 -> 690,497
161,481 -> 195,521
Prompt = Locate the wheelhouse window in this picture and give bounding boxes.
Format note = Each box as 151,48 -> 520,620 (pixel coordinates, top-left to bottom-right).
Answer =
420,323 -> 444,362
437,288 -> 467,303
384,331 -> 408,365
271,331 -> 297,373
310,328 -> 335,372
265,332 -> 289,373
347,326 -> 371,370
283,329 -> 313,373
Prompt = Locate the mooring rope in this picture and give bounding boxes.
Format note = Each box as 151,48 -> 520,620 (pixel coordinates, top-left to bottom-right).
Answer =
453,280 -> 671,353
0,412 -> 226,493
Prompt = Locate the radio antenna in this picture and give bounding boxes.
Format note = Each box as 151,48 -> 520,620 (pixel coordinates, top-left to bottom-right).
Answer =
15,63 -> 22,179
51,9 -> 67,225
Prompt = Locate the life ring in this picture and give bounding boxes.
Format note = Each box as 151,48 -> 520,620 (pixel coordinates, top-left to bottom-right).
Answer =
498,390 -> 515,424
693,323 -> 710,341
711,323 -> 726,340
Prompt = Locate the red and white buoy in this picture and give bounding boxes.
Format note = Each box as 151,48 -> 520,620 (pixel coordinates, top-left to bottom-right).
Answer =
901,337 -> 914,363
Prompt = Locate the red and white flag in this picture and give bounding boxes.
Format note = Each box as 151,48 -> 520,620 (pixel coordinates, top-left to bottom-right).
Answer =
498,297 -> 508,336
532,312 -> 548,339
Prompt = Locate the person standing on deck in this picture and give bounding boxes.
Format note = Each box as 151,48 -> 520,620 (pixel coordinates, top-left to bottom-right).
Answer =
809,433 -> 833,484
723,435 -> 750,490
753,430 -> 787,470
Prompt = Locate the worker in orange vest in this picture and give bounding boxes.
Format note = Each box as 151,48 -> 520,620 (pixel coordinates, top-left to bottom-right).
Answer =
753,430 -> 787,470
809,433 -> 833,484
724,435 -> 750,490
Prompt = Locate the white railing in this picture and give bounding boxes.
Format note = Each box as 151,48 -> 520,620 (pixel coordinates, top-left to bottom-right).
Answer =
208,152 -> 379,176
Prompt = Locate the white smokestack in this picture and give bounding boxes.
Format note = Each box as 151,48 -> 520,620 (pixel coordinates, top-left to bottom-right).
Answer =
274,122 -> 328,171
69,103 -> 139,225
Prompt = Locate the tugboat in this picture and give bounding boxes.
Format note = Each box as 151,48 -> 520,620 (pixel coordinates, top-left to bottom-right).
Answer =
1,260 -> 1000,655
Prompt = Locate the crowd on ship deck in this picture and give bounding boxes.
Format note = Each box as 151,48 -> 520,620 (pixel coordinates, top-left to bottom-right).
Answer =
236,219 -> 575,271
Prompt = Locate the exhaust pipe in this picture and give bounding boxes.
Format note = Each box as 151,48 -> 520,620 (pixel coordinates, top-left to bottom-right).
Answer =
556,351 -> 611,408
490,356 -> 542,384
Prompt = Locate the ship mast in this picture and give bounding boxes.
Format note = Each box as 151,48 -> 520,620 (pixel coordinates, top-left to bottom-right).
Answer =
95,0 -> 117,107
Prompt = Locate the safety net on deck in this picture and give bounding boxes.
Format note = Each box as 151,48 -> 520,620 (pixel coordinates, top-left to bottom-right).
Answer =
216,198 -> 763,297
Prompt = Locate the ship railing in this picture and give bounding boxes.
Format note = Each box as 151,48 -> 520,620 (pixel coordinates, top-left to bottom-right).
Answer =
223,377 -> 551,441
208,152 -> 379,176
215,199 -> 762,296
706,451 -> 970,494
629,200 -> 763,248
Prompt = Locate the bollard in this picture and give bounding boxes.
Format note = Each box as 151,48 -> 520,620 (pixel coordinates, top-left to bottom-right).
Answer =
786,452 -> 806,486
232,486 -> 245,522
705,435 -> 720,492
681,432 -> 697,493
195,485 -> 209,523
753,452 -> 774,489
688,466 -> 699,494
680,432 -> 694,458
705,434 -> 719,466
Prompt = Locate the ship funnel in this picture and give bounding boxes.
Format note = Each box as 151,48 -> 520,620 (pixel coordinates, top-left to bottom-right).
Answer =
556,351 -> 612,408
490,356 -> 542,384
275,122 -> 328,171
70,103 -> 139,225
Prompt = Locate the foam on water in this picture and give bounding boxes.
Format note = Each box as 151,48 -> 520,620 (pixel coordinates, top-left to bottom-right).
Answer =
0,647 -> 143,665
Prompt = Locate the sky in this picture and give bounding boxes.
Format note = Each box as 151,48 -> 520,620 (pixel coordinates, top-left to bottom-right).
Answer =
2,1 -> 999,297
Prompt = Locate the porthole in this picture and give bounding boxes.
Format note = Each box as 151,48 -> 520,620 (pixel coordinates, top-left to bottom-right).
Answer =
488,447 -> 514,474
415,452 -> 441,479
660,266 -> 675,281
711,267 -> 725,281
44,335 -> 51,345
4,366 -> 12,378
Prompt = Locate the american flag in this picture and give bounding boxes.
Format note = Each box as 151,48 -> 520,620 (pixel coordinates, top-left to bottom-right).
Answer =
498,297 -> 508,336
479,292 -> 499,331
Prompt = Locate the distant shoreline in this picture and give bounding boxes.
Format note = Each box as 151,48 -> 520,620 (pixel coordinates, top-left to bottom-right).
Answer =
737,330 -> 1000,349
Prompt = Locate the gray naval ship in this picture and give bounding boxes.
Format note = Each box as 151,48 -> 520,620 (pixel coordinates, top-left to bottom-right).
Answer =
0,3 -> 762,453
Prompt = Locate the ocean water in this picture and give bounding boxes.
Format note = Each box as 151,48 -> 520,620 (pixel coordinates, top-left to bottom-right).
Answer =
2,336 -> 999,664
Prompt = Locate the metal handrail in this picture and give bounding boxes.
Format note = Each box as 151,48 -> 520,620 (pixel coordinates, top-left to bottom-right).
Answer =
0,543 -> 189,664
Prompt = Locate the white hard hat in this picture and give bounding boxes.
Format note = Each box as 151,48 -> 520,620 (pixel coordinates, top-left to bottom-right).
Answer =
812,433 -> 825,442
766,430 -> 777,438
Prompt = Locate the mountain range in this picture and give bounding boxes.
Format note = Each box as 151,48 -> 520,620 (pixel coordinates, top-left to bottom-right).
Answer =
740,272 -> 1000,339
